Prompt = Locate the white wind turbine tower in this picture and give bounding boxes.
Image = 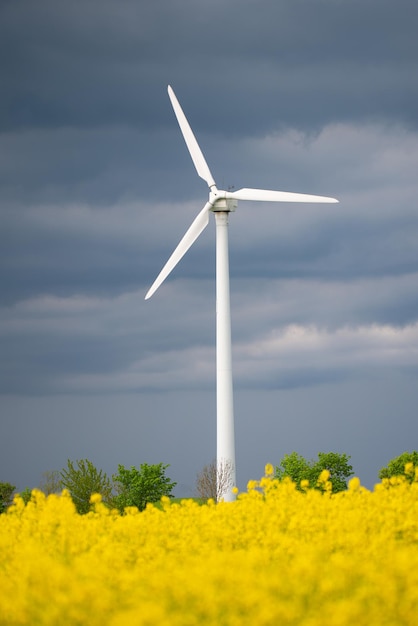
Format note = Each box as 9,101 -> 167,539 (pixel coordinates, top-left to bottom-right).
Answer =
146,86 -> 338,501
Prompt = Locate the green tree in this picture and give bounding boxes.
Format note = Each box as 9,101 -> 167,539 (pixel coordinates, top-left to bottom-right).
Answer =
19,488 -> 32,505
275,451 -> 354,493
275,452 -> 312,488
0,482 -> 16,513
113,463 -> 176,512
60,459 -> 113,514
315,452 -> 354,493
379,451 -> 418,483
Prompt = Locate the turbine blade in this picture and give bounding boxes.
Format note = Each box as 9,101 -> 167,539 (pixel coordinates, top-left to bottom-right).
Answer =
145,203 -> 211,300
228,187 -> 339,203
168,85 -> 216,189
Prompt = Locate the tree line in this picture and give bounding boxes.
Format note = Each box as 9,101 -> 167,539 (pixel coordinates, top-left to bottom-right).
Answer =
1,450 -> 418,514
0,460 -> 176,515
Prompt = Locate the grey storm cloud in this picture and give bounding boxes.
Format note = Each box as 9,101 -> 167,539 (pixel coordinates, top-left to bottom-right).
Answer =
1,0 -> 418,494
1,0 -> 417,134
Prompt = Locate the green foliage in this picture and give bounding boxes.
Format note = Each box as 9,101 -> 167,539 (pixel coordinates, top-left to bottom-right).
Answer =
275,451 -> 354,493
379,451 -> 418,483
60,459 -> 114,514
19,488 -> 33,505
315,452 -> 355,493
0,482 -> 16,513
275,452 -> 311,488
113,463 -> 177,512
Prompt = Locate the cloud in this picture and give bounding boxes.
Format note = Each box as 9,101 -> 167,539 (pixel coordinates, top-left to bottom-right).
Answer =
234,321 -> 418,388
3,120 -> 417,307
1,0 -> 417,134
1,117 -> 418,398
2,277 -> 418,395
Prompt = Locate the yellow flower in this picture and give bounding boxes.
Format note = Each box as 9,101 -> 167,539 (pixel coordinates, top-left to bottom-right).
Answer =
318,469 -> 330,483
404,462 -> 414,475
348,476 -> 361,491
2,466 -> 418,625
264,463 -> 274,477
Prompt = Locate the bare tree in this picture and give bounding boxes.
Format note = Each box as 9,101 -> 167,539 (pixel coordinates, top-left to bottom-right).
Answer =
39,470 -> 62,495
195,459 -> 234,502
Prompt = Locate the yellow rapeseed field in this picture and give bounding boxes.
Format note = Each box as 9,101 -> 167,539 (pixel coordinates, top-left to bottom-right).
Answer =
1,466 -> 418,625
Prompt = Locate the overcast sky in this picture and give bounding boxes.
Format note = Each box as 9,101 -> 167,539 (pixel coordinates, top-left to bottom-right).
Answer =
1,0 -> 418,495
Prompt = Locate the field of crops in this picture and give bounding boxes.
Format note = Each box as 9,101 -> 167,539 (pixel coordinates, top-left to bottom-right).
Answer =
1,466 -> 418,625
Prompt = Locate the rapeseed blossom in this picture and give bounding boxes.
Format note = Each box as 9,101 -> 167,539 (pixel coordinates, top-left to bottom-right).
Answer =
1,469 -> 418,625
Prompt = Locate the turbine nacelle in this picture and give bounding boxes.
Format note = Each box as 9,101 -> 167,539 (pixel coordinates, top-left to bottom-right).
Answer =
209,187 -> 237,212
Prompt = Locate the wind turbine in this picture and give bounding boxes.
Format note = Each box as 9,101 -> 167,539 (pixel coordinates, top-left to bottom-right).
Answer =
145,85 -> 338,501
